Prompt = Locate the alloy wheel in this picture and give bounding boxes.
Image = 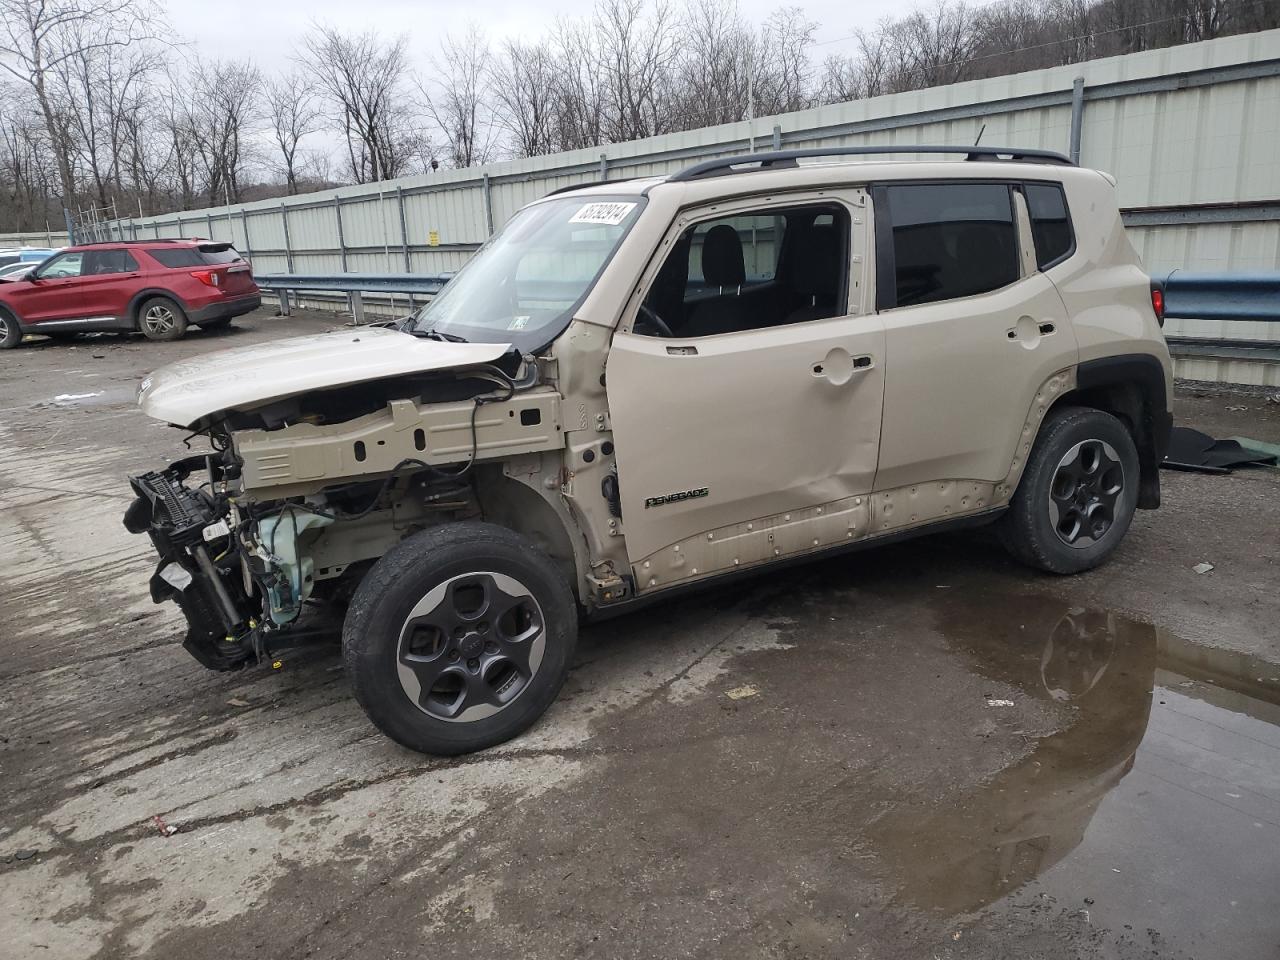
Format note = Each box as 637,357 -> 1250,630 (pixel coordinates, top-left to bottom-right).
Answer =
1047,439 -> 1125,548
143,304 -> 175,335
396,572 -> 546,722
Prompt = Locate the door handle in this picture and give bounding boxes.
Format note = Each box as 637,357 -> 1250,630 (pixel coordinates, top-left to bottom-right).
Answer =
812,350 -> 874,385
1006,317 -> 1057,342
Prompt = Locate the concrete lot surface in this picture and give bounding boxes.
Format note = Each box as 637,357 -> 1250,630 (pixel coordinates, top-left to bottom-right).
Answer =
2,311 -> 1278,960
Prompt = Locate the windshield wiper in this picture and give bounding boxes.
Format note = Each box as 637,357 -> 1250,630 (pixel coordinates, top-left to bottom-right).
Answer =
411,328 -> 468,343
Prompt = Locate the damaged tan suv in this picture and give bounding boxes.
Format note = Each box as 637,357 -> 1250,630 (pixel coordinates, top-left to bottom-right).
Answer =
125,145 -> 1173,755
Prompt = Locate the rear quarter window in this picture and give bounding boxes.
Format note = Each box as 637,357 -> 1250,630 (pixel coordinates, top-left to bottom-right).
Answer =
147,248 -> 202,268
1025,183 -> 1074,269
146,247 -> 243,268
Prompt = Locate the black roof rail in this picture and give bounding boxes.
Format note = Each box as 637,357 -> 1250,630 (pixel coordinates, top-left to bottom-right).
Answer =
70,238 -> 196,247
543,177 -> 641,197
668,145 -> 1074,182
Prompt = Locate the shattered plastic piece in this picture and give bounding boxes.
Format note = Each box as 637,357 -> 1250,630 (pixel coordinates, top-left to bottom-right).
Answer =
1163,427 -> 1278,473
152,815 -> 178,837
227,698 -> 250,707
52,392 -> 102,402
1193,562 -> 1214,575
726,684 -> 760,701
986,698 -> 1015,707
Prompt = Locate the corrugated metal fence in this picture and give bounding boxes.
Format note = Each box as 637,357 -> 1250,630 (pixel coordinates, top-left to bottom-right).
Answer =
89,29 -> 1280,382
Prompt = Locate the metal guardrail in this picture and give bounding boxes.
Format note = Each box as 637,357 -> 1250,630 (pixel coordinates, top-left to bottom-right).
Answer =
256,273 -> 450,323
1161,272 -> 1280,323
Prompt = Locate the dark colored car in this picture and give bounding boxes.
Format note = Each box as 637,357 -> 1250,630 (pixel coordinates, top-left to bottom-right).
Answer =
0,239 -> 261,349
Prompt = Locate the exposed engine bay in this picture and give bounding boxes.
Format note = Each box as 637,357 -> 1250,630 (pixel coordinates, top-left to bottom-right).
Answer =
123,355 -> 568,671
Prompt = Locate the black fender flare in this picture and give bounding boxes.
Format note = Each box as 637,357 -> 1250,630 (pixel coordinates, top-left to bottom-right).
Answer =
1074,353 -> 1173,509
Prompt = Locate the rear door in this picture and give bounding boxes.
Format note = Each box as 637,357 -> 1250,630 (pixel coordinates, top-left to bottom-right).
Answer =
78,249 -> 142,320
870,180 -> 1077,492
607,191 -> 884,590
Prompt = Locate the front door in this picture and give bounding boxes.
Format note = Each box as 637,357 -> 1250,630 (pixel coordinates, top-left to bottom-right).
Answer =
607,193 -> 884,591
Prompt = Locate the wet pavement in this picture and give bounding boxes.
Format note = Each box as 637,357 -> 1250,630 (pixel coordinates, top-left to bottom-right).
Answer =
1,311 -> 1278,959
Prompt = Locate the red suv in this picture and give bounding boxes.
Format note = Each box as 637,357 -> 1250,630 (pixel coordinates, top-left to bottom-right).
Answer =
0,239 -> 261,349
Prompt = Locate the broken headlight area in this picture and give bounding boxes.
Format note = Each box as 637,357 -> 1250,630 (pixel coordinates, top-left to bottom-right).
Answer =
123,453 -> 336,671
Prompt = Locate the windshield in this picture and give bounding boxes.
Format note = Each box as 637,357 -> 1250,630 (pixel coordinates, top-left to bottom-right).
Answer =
410,195 -> 645,351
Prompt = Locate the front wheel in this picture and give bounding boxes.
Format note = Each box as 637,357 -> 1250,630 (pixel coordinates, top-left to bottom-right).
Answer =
0,310 -> 22,349
998,407 -> 1140,575
138,297 -> 188,341
343,522 -> 577,755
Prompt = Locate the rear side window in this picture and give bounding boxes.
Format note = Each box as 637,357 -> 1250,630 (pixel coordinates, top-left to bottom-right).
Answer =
147,246 -> 242,268
1025,183 -> 1073,269
874,183 -> 1019,309
83,250 -> 138,274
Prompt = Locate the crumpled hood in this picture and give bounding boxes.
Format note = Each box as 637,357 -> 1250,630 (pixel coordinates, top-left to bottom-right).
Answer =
137,327 -> 512,427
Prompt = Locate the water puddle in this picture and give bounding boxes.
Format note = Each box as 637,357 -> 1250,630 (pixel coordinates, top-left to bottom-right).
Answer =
870,598 -> 1280,959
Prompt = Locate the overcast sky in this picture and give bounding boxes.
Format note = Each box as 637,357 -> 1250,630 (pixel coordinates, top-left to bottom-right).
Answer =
164,0 -> 980,72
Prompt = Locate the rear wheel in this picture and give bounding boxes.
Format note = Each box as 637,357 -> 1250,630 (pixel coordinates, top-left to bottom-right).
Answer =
343,522 -> 577,755
998,407 -> 1139,575
0,310 -> 21,349
138,297 -> 188,341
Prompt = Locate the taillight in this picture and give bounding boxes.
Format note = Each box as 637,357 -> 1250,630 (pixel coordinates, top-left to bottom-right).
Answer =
1150,285 -> 1164,327
191,270 -> 219,287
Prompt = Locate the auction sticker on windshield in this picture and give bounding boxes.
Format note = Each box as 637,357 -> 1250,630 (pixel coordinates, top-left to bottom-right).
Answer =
569,202 -> 637,226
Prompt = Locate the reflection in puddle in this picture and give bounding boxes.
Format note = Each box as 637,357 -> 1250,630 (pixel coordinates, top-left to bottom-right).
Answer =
870,599 -> 1280,959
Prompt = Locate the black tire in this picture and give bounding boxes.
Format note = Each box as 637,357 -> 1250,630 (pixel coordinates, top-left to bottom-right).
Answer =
198,317 -> 233,331
998,406 -> 1140,575
343,521 -> 577,755
138,296 -> 189,341
0,309 -> 22,349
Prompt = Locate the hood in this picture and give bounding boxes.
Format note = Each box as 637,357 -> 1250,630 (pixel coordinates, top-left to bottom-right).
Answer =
137,327 -> 512,427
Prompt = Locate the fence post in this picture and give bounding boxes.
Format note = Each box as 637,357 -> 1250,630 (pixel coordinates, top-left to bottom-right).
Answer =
239,209 -> 253,260
772,125 -> 782,150
205,213 -> 214,241
350,290 -> 365,324
1069,76 -> 1085,164
277,290 -> 291,316
482,173 -> 495,237
333,195 -> 348,272
396,186 -> 411,272
280,204 -> 295,272
599,153 -> 608,179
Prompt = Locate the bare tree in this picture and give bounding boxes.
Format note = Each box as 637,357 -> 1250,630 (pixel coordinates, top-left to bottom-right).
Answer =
422,27 -> 495,167
300,25 -> 419,183
490,40 -> 559,157
266,71 -> 319,194
596,0 -> 681,141
674,0 -> 754,126
547,16 -> 608,151
0,0 -> 161,207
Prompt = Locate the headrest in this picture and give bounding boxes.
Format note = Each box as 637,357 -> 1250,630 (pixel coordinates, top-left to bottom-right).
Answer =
701,224 -> 745,288
791,223 -> 841,298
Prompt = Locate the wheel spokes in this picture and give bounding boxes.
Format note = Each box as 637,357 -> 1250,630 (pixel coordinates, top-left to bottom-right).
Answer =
1049,439 -> 1126,548
397,572 -> 546,721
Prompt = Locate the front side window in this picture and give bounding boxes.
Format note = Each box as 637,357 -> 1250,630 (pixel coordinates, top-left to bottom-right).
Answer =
1025,183 -> 1073,269
410,196 -> 644,352
37,253 -> 85,279
875,183 -> 1019,309
637,203 -> 849,338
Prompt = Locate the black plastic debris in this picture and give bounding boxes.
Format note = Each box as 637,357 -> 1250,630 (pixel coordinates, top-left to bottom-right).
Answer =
1162,427 -> 1279,474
